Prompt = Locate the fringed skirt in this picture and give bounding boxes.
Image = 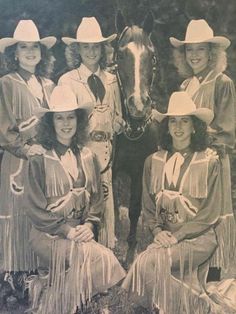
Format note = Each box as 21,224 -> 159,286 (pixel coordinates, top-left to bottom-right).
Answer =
210,154 -> 236,272
0,151 -> 37,271
29,228 -> 126,314
122,229 -> 220,314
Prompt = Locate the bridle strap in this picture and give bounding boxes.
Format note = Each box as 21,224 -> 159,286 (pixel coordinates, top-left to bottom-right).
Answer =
113,27 -> 157,141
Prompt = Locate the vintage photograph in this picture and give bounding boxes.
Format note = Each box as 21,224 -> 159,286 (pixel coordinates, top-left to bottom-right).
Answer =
0,0 -> 236,313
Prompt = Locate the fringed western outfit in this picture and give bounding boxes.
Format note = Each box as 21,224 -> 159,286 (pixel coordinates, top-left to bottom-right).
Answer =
122,150 -> 223,313
0,68 -> 54,271
25,143 -> 125,314
58,64 -> 122,248
181,68 -> 236,272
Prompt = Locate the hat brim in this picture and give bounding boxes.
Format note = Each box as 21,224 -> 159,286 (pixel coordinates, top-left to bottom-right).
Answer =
155,107 -> 214,125
0,36 -> 57,52
62,33 -> 117,45
34,102 -> 93,118
169,36 -> 230,49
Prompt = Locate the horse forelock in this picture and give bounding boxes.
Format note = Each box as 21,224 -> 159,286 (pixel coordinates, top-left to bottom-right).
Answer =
119,25 -> 153,50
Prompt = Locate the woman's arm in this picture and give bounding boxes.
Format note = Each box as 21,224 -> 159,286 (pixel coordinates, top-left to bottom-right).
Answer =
25,155 -> 72,237
0,77 -> 29,158
142,155 -> 164,236
210,74 -> 236,154
173,158 -> 221,242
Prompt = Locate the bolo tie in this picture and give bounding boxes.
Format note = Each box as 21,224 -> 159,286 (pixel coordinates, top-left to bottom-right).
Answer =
87,74 -> 105,104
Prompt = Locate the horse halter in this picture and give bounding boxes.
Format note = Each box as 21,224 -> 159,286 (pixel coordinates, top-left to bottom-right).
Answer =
113,26 -> 157,141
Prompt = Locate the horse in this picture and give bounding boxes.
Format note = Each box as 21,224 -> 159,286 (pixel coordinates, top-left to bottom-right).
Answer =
112,11 -> 159,265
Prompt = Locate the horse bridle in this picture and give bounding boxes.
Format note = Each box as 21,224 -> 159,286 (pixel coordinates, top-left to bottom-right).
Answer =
113,26 -> 157,141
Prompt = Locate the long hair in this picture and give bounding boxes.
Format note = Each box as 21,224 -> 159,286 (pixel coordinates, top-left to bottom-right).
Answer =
64,42 -> 107,70
1,43 -> 55,78
172,43 -> 227,78
36,109 -> 89,152
158,116 -> 209,152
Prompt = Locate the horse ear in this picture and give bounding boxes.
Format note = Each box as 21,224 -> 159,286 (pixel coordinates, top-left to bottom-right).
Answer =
143,11 -> 154,35
116,10 -> 126,33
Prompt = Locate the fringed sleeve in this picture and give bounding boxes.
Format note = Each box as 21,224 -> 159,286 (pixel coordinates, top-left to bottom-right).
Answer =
142,155 -> 164,236
25,155 -> 71,237
0,76 -> 28,158
212,74 -> 236,152
173,158 -> 221,242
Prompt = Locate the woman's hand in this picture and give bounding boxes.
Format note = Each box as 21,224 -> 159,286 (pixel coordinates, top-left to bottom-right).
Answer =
113,116 -> 125,133
154,231 -> 178,248
67,224 -> 94,243
26,144 -> 46,157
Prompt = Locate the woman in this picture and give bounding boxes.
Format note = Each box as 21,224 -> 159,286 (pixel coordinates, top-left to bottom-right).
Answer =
58,17 -> 123,249
0,19 -> 56,272
122,91 -> 226,313
169,19 -> 236,274
24,85 -> 126,314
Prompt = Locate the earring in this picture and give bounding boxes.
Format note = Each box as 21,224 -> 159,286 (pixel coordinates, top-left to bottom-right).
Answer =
192,130 -> 196,134
14,56 -> 18,61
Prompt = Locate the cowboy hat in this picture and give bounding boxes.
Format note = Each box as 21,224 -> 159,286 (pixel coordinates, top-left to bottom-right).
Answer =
0,20 -> 57,52
34,85 -> 93,117
169,19 -> 230,49
62,17 -> 117,45
154,91 -> 213,125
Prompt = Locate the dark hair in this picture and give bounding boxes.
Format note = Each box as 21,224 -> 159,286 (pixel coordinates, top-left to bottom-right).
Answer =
36,109 -> 89,152
65,42 -> 107,70
158,116 -> 209,152
1,43 -> 55,78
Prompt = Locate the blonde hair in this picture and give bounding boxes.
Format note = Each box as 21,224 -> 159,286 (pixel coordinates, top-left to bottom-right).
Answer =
172,43 -> 227,78
64,42 -> 107,70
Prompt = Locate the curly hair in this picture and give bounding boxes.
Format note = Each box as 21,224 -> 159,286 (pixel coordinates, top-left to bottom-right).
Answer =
36,109 -> 89,152
172,43 -> 227,78
158,116 -> 209,152
0,43 -> 55,78
64,42 -> 107,70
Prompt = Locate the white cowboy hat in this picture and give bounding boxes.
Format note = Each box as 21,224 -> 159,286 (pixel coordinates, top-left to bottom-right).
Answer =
154,91 -> 213,125
62,17 -> 117,45
0,20 -> 57,52
35,85 -> 93,117
169,19 -> 230,49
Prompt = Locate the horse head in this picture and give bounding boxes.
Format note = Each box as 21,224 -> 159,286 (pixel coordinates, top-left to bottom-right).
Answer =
115,11 -> 156,123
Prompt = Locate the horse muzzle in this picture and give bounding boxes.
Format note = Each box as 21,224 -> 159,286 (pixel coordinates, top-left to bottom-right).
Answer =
126,94 -> 152,119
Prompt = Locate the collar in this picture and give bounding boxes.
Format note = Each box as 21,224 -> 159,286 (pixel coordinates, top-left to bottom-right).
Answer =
17,66 -> 34,82
195,66 -> 212,83
54,141 -> 71,158
78,63 -> 101,80
171,146 -> 193,158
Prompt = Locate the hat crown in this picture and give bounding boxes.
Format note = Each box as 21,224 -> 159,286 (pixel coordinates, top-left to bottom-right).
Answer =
168,91 -> 197,115
185,19 -> 214,43
76,17 -> 103,42
49,86 -> 79,112
13,20 -> 41,42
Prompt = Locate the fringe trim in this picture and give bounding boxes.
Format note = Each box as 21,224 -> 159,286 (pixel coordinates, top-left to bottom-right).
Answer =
127,243 -> 212,314
0,214 -> 37,271
188,160 -> 208,198
210,215 -> 236,272
46,188 -> 90,218
149,153 -> 167,194
39,240 -> 121,314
